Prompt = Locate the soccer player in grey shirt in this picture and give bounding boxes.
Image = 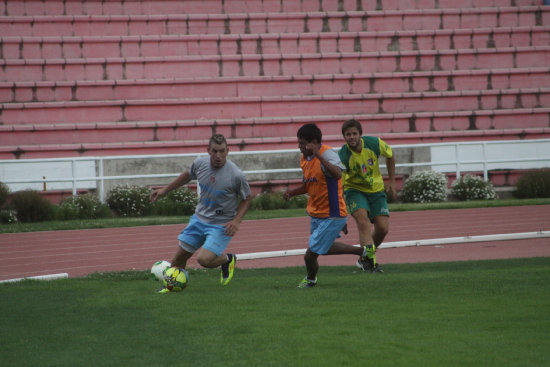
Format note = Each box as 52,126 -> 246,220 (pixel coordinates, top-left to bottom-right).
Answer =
150,134 -> 252,292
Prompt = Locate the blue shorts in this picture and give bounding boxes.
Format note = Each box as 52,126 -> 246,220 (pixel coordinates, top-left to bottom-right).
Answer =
309,217 -> 347,255
177,214 -> 232,256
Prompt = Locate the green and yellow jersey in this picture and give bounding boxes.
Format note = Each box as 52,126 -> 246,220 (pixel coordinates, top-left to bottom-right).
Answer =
338,136 -> 393,194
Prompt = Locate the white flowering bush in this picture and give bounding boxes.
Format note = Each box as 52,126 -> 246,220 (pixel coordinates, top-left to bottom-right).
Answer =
58,193 -> 111,219
451,174 -> 496,201
106,184 -> 153,217
401,170 -> 448,203
154,187 -> 198,216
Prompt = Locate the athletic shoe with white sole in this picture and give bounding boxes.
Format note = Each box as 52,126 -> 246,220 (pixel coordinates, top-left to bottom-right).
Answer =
356,258 -> 373,272
371,263 -> 383,273
357,244 -> 382,273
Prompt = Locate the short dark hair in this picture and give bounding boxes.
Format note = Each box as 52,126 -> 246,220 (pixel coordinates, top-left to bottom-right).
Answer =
297,123 -> 322,143
209,134 -> 227,148
341,119 -> 362,135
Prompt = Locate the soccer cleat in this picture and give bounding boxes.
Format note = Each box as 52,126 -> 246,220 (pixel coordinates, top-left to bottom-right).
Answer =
366,245 -> 383,273
357,244 -> 377,272
157,286 -> 171,294
366,244 -> 376,262
371,263 -> 384,273
220,253 -> 236,286
356,258 -> 374,272
297,277 -> 317,288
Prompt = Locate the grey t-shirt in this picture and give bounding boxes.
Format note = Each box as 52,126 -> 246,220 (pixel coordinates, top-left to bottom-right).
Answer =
189,156 -> 251,225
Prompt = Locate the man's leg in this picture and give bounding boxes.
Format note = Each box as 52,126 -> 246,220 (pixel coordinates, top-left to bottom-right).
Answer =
304,248 -> 319,281
365,215 -> 389,273
351,208 -> 374,247
158,244 -> 195,293
297,249 -> 319,288
372,215 -> 390,249
364,192 -> 390,273
351,208 -> 377,271
199,225 -> 237,286
171,245 -> 194,269
326,241 -> 363,256
298,217 -> 350,288
196,248 -> 236,286
196,248 -> 231,268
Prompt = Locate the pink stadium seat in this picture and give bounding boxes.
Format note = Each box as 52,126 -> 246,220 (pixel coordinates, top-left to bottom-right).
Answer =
3,0 -> 544,16
1,0 -> 549,162
2,7 -> 548,36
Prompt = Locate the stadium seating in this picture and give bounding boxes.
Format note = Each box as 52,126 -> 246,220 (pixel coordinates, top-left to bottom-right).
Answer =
1,0 -> 549,159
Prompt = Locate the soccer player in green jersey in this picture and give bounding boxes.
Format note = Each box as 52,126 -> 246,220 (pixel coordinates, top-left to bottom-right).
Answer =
338,119 -> 396,272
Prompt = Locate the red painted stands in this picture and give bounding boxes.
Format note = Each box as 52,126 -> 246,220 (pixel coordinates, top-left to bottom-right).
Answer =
1,0 -> 549,159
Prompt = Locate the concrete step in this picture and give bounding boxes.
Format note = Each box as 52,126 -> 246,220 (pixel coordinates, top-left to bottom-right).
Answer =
2,46 -> 549,82
1,7 -> 547,37
2,88 -> 549,124
2,125 -> 549,159
2,0 -> 542,16
2,108 -> 549,154
2,67 -> 549,103
2,26 -> 548,59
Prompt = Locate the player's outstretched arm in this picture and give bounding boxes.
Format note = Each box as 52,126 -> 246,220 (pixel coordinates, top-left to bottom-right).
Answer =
385,156 -> 397,198
150,171 -> 191,203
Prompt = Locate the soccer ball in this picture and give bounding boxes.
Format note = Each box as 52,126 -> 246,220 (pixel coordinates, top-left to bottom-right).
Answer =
150,260 -> 171,281
163,267 -> 189,292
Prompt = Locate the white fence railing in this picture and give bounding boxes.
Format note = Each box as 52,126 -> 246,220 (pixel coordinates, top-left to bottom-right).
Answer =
1,139 -> 550,202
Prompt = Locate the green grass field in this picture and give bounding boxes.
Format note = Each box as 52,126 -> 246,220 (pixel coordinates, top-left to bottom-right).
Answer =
1,258 -> 549,367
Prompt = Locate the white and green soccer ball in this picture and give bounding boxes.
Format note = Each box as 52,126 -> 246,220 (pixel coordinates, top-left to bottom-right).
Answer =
163,267 -> 189,292
150,260 -> 171,281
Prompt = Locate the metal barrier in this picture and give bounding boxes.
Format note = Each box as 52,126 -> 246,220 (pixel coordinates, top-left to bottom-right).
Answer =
1,139 -> 550,202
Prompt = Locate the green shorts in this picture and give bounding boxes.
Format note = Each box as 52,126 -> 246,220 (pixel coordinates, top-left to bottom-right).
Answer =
344,189 -> 390,222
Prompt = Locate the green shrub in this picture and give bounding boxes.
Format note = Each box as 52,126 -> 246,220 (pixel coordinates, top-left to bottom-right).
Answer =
0,210 -> 17,223
0,182 -> 9,208
9,189 -> 55,222
58,193 -> 112,220
451,174 -> 496,201
153,187 -> 198,216
514,168 -> 550,198
251,191 -> 308,210
400,170 -> 448,203
288,193 -> 308,209
106,184 -> 153,217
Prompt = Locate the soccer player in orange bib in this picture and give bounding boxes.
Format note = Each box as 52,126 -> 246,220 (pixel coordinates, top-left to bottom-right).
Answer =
284,123 -> 371,288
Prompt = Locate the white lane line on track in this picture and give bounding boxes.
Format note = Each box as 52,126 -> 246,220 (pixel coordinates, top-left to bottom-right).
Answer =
0,273 -> 69,284
237,231 -> 550,260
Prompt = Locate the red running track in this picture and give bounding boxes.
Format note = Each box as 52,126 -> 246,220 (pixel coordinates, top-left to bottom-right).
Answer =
1,205 -> 549,281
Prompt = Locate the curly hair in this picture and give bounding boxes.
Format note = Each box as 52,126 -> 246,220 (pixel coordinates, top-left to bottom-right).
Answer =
297,123 -> 322,143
